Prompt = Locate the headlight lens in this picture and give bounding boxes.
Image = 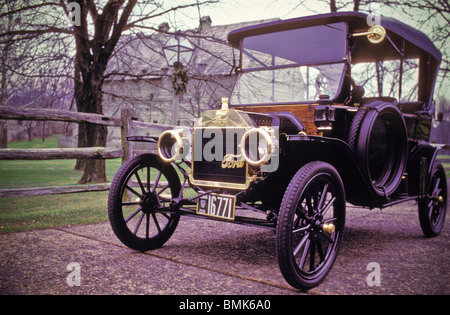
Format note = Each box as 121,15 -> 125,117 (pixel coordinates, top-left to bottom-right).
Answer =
240,127 -> 275,166
158,130 -> 186,163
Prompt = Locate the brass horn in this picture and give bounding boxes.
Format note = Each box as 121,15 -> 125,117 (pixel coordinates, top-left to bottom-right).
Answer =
352,25 -> 386,44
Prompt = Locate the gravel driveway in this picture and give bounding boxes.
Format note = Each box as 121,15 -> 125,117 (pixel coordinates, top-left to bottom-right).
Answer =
0,198 -> 448,295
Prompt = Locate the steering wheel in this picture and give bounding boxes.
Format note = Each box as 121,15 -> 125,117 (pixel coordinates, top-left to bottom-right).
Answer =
314,68 -> 342,99
315,73 -> 329,98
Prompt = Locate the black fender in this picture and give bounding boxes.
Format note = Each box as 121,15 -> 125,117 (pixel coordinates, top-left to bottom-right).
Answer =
127,136 -> 158,143
406,141 -> 444,197
278,134 -> 382,208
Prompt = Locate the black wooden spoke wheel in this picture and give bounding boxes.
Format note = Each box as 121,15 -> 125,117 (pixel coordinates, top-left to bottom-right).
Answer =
418,162 -> 447,237
108,154 -> 181,251
276,162 -> 346,290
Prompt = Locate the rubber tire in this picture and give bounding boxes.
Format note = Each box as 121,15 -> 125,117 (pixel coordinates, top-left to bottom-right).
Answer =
347,101 -> 407,197
418,162 -> 447,237
276,161 -> 346,290
347,106 -> 369,151
108,154 -> 181,252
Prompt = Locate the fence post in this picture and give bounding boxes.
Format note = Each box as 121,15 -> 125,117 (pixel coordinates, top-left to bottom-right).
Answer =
121,108 -> 133,164
0,121 -> 6,148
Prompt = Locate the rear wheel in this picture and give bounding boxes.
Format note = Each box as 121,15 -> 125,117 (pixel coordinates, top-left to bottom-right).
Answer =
108,154 -> 181,251
418,162 -> 447,237
276,161 -> 346,290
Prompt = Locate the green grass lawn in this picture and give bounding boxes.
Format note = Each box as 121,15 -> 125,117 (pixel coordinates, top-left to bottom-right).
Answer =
0,192 -> 111,233
0,135 -> 122,233
437,154 -> 450,178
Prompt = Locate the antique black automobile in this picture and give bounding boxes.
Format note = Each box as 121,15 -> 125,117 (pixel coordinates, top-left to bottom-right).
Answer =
108,12 -> 447,290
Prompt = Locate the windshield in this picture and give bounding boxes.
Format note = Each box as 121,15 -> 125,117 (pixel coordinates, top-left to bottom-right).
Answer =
230,22 -> 347,105
231,63 -> 345,104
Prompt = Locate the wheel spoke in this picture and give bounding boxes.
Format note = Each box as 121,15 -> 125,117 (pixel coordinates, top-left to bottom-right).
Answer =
323,217 -> 337,223
318,183 -> 329,211
157,183 -> 170,196
125,206 -> 142,223
312,184 -> 319,210
299,238 -> 311,269
147,166 -> 151,192
309,239 -> 316,271
435,188 -> 442,198
320,197 -> 336,217
296,198 -> 309,220
316,238 -> 325,262
152,213 -> 162,233
306,193 -> 314,215
293,224 -> 310,234
145,213 -> 150,239
133,212 -> 145,235
293,214 -> 302,230
134,171 -> 146,195
293,232 -> 310,256
122,201 -> 141,206
320,230 -> 334,243
428,203 -> 434,219
125,184 -> 143,199
433,178 -> 441,194
152,171 -> 162,193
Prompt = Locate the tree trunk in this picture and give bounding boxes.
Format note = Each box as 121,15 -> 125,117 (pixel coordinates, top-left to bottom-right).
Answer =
74,63 -> 108,184
77,122 -> 107,184
330,0 -> 337,12
69,0 -> 138,184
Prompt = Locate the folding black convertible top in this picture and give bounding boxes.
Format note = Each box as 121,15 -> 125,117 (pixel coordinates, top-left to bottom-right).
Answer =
227,11 -> 441,64
228,11 -> 441,105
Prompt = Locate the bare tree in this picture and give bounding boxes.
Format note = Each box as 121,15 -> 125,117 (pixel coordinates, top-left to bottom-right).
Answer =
366,0 -> 450,92
0,0 -> 219,183
316,0 -> 360,12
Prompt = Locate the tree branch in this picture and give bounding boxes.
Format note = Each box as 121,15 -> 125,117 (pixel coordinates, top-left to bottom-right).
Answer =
124,0 -> 219,31
0,27 -> 73,38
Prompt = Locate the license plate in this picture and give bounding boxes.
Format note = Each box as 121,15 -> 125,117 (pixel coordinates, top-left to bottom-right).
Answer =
197,193 -> 236,220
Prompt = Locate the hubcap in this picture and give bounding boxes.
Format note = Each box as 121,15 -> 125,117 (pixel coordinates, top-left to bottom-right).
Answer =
140,193 -> 159,214
308,213 -> 335,235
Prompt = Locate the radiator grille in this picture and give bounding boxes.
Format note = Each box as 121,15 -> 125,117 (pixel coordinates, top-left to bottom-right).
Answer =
191,128 -> 247,185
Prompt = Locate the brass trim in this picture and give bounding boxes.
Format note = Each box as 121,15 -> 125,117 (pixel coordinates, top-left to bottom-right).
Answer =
322,223 -> 335,234
352,25 -> 386,44
221,97 -> 229,110
189,126 -> 253,190
240,127 -> 275,166
157,130 -> 184,163
189,173 -> 252,190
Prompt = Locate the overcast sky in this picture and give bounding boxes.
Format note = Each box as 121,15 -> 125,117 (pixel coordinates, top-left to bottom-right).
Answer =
159,0 -> 408,28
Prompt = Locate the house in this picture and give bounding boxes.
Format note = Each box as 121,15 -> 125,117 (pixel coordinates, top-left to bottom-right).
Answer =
101,16 -> 277,147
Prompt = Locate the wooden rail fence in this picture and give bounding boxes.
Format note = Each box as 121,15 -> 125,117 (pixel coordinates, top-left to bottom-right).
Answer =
0,106 -> 172,197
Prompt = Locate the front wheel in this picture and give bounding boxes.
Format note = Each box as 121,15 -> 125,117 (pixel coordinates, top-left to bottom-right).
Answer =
108,154 -> 181,251
276,161 -> 346,290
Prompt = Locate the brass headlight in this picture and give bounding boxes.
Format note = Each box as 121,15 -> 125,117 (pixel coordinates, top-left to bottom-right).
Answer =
158,130 -> 187,163
240,127 -> 275,166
